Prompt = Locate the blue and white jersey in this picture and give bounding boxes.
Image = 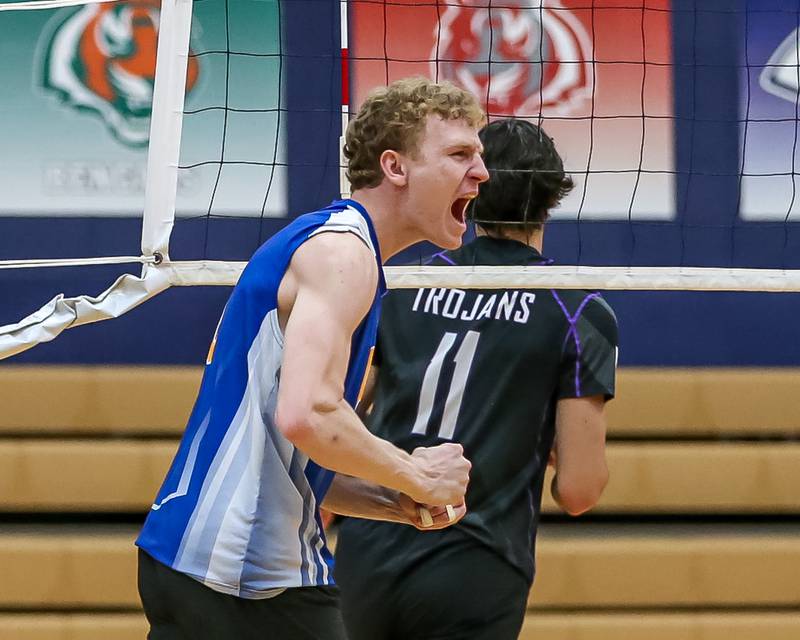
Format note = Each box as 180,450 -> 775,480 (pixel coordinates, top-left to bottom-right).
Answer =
136,199 -> 385,598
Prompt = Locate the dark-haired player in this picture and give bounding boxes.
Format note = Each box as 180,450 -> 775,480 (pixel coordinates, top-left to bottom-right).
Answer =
335,119 -> 618,640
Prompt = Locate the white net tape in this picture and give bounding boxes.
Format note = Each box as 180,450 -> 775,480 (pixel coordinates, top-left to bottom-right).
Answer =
383,266 -> 800,293
8,258 -> 798,358
157,262 -> 800,294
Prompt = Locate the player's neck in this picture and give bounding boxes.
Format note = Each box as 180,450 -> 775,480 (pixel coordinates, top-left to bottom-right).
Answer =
348,189 -> 421,261
475,226 -> 544,253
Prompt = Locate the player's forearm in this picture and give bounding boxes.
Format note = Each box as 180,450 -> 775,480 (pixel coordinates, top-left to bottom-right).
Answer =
321,474 -> 409,523
553,397 -> 610,516
278,399 -> 423,499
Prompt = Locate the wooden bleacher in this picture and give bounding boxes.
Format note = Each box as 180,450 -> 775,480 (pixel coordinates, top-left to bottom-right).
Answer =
2,439 -> 800,513
0,365 -> 799,639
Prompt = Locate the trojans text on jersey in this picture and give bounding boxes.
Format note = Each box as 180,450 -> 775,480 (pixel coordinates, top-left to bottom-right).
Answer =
411,288 -> 536,325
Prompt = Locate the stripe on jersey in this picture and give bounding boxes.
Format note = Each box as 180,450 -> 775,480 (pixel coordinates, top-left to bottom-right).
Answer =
293,452 -> 323,585
174,309 -> 299,591
151,410 -> 210,511
173,308 -> 333,593
550,291 -> 601,397
302,460 -> 332,583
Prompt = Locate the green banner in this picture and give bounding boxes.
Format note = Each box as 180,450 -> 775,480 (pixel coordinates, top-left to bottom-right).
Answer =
0,0 -> 285,217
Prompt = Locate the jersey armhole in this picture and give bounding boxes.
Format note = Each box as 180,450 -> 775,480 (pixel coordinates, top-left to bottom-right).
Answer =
308,227 -> 375,255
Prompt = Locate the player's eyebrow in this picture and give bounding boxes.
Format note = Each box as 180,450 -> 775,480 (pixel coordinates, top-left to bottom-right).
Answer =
446,142 -> 483,155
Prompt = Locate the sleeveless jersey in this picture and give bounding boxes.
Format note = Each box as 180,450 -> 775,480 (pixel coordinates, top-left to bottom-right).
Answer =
337,235 -> 617,584
137,199 -> 385,597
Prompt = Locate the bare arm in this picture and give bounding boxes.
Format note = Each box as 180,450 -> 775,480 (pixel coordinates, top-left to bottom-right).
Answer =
321,474 -> 466,530
550,395 -> 609,516
274,232 -> 470,506
333,364 -> 465,527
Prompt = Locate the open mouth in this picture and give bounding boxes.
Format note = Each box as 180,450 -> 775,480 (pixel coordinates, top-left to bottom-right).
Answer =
450,197 -> 471,225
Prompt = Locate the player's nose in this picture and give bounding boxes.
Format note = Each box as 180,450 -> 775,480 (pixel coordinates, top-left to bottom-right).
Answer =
471,153 -> 490,183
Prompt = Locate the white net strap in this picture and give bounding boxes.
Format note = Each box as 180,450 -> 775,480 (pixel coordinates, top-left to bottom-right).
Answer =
0,0 -> 117,11
0,256 -> 158,270
0,266 -> 170,360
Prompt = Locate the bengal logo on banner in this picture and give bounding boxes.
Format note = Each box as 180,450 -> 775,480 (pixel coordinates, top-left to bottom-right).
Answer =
434,0 -> 592,116
39,1 -> 199,147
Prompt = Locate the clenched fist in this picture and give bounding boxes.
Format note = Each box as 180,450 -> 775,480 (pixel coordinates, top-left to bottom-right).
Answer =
407,442 -> 471,506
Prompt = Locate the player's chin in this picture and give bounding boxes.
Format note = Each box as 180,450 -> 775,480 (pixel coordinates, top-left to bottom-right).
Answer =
439,231 -> 464,250
438,217 -> 467,249
426,225 -> 463,250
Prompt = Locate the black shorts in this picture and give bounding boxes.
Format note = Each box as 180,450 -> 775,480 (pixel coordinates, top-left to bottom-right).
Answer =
138,549 -> 347,640
335,526 -> 530,640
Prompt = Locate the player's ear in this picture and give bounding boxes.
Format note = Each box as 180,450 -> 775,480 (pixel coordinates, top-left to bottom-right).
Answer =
380,149 -> 408,187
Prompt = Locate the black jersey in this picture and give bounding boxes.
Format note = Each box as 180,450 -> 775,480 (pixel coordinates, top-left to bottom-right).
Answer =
338,236 -> 618,583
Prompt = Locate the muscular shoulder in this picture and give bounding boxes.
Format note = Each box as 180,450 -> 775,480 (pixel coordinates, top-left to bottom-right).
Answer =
293,231 -> 377,284
272,229 -> 380,342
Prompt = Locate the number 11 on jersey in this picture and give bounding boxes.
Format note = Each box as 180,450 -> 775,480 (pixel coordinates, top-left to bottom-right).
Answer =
411,330 -> 481,440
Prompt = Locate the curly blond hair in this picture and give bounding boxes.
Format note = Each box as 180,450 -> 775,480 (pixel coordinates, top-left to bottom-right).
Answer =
344,77 -> 485,190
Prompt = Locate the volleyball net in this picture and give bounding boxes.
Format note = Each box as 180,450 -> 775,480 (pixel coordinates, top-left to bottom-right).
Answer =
1,0 -> 799,360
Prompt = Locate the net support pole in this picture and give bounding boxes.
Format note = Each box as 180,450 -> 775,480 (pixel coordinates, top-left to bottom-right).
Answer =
339,0 -> 350,198
141,0 -> 194,260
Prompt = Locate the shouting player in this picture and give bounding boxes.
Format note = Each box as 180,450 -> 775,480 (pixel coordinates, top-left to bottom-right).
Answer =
135,78 -> 488,640
335,118 -> 618,640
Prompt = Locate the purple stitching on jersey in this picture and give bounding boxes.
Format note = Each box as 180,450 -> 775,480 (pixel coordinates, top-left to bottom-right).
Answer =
550,290 -> 601,397
430,251 -> 456,265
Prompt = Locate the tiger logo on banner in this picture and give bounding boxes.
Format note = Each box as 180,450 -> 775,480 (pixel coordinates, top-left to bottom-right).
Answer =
434,0 -> 592,116
39,0 -> 200,147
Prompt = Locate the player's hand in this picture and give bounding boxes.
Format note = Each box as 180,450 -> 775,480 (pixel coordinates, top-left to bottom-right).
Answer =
398,494 -> 466,530
408,443 -> 471,505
